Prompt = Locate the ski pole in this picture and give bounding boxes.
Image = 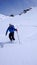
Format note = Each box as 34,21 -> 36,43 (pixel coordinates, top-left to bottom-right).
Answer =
16,31 -> 20,44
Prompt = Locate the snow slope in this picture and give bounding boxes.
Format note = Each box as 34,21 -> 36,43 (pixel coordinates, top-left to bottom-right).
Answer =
0,7 -> 37,65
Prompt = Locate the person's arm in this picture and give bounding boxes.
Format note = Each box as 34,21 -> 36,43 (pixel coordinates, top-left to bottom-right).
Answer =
14,28 -> 18,31
5,28 -> 9,35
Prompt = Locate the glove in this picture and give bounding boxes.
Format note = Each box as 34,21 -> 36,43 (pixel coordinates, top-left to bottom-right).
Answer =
16,29 -> 18,31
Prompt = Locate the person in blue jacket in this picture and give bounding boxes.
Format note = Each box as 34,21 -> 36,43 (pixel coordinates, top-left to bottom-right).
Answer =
6,24 -> 17,41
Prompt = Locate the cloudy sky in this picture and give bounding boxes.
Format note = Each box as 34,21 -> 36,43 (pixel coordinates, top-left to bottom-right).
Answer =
0,0 -> 37,15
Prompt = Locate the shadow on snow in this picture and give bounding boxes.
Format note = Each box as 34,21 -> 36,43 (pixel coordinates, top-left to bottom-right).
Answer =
0,41 -> 16,48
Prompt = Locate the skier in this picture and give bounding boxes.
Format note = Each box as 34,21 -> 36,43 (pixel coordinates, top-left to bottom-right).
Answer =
6,24 -> 17,41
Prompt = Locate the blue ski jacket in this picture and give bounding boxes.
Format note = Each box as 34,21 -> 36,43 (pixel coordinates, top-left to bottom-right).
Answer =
6,25 -> 17,35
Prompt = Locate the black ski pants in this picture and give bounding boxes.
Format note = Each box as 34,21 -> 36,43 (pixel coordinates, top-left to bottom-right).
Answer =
9,32 -> 15,41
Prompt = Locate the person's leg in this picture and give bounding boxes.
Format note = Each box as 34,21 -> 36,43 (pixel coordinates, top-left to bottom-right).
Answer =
9,33 -> 13,41
12,32 -> 15,40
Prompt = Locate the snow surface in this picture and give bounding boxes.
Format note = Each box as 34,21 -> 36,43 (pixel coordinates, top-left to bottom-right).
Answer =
0,7 -> 37,65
